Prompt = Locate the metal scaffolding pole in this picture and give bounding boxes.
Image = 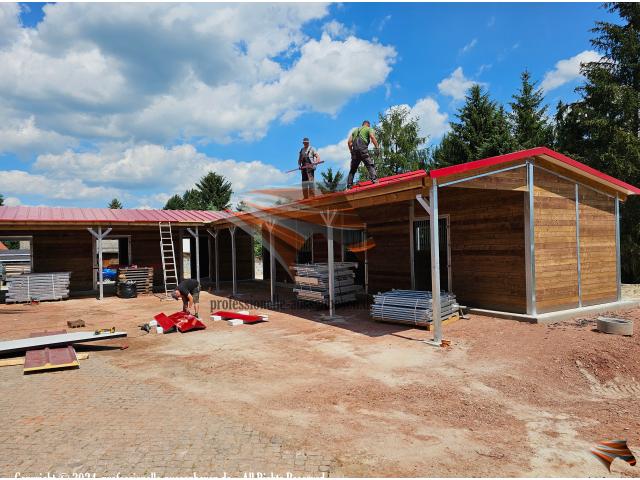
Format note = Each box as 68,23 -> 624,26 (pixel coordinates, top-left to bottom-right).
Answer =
87,226 -> 112,300
229,226 -> 237,296
206,229 -> 220,291
615,194 -> 621,301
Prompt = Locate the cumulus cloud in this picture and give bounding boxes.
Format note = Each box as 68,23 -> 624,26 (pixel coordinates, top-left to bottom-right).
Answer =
3,196 -> 22,206
0,3 -> 396,149
0,170 -> 118,200
323,20 -> 353,38
0,116 -> 77,156
33,143 -> 291,206
438,67 -> 484,100
318,136 -> 352,171
0,3 -> 22,48
541,50 -> 603,91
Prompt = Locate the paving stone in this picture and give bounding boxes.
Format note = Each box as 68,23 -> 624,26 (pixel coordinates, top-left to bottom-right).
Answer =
0,357 -> 335,477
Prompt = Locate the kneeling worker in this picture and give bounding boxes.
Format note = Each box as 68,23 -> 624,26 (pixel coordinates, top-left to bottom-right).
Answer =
172,278 -> 200,317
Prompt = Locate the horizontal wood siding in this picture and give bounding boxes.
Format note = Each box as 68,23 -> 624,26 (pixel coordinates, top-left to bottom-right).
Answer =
534,168 -> 579,313
357,202 -> 412,292
579,188 -> 617,305
31,231 -> 94,292
440,188 -> 527,313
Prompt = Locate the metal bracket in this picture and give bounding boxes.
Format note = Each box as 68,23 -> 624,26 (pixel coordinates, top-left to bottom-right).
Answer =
87,227 -> 112,240
415,194 -> 432,216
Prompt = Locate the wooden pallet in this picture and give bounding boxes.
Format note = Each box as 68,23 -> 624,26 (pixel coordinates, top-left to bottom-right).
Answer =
117,267 -> 154,295
425,312 -> 460,331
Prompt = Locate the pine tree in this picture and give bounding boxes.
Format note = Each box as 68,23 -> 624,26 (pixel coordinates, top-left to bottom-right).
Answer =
318,168 -> 345,193
108,198 -> 123,209
366,106 -> 428,178
164,194 -> 186,210
554,2 -> 640,281
509,70 -> 554,149
432,84 -> 516,168
0,194 -> 4,206
195,172 -> 232,210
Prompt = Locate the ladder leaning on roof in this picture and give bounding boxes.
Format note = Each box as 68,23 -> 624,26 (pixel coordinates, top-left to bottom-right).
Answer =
159,222 -> 179,298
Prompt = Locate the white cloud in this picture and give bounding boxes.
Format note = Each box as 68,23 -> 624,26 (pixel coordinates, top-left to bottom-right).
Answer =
460,38 -> 477,54
33,143 -> 291,206
318,136 -> 352,171
409,97 -> 450,141
0,3 -> 396,150
438,67 -> 484,100
0,170 -> 118,200
3,196 -> 22,206
323,20 -> 352,38
541,50 -> 603,92
0,3 -> 22,48
0,116 -> 77,156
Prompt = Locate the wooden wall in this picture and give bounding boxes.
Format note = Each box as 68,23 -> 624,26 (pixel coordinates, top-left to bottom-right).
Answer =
439,188 -> 528,313
533,168 -> 580,312
533,167 -> 618,312
215,228 -> 254,281
578,187 -> 617,306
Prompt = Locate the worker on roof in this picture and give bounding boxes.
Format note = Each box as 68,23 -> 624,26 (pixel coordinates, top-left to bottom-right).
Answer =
347,120 -> 379,189
298,137 -> 321,199
172,278 -> 200,317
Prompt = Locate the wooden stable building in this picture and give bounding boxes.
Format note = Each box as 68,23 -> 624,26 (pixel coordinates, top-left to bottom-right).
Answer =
0,208 -> 254,297
211,147 -> 640,341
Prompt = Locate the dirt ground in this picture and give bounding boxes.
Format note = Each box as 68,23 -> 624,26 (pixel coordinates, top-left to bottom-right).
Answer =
1,281 -> 639,477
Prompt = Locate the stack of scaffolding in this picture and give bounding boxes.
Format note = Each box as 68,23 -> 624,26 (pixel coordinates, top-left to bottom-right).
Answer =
6,272 -> 71,303
370,289 -> 458,326
293,262 -> 361,305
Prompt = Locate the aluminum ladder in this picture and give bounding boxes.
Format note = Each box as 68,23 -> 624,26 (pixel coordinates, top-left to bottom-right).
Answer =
159,222 -> 178,297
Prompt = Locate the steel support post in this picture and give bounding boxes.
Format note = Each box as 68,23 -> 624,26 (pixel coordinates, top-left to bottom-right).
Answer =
524,161 -> 537,315
206,229 -> 220,292
363,225 -> 368,295
409,200 -> 415,290
327,223 -> 335,317
575,184 -> 582,307
88,227 -> 112,300
267,223 -> 276,304
615,194 -> 621,301
429,182 -> 442,345
229,226 -> 237,296
186,227 -> 201,283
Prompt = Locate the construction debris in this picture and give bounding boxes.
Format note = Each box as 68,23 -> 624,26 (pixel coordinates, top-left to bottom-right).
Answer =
0,329 -> 127,356
6,272 -> 71,303
596,317 -> 634,336
292,262 -> 362,305
370,289 -> 458,327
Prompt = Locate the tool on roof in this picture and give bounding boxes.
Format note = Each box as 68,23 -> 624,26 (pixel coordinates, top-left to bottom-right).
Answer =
285,161 -> 325,173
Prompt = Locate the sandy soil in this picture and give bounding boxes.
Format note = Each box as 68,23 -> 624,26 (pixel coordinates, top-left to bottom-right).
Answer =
1,282 -> 639,477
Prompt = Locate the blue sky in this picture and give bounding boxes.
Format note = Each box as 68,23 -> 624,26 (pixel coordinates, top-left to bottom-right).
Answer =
0,2 -> 617,209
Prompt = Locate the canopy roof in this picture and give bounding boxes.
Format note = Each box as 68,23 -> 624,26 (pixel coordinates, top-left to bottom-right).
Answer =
0,206 -> 230,227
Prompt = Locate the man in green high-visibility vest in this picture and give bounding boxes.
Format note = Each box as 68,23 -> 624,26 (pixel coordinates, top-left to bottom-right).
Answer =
346,120 -> 379,189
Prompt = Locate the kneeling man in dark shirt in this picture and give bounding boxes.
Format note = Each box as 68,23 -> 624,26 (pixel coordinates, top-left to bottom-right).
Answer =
172,278 -> 200,317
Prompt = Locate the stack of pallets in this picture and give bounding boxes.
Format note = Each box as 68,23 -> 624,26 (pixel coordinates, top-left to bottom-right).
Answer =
293,262 -> 361,305
6,272 -> 71,303
117,266 -> 154,295
370,289 -> 458,327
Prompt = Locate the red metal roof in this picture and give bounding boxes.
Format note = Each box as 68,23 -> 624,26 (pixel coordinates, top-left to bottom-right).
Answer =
429,147 -> 640,195
345,169 -> 428,193
0,206 -> 230,224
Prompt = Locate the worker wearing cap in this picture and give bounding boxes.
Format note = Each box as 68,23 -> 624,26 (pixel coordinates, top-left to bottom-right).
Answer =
172,278 -> 200,317
298,137 -> 321,199
347,120 -> 379,189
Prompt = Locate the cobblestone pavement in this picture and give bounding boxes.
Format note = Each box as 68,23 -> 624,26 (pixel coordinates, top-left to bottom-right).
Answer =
0,356 -> 336,478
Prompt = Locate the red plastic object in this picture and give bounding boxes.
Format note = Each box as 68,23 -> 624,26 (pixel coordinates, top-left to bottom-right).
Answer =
154,312 -> 206,333
153,313 -> 177,333
211,311 -> 263,324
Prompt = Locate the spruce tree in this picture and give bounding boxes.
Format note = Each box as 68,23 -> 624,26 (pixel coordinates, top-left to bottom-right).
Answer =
509,70 -> 554,149
163,194 -> 186,210
182,189 -> 204,210
432,84 -> 516,168
108,198 -> 123,209
195,172 -> 232,210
